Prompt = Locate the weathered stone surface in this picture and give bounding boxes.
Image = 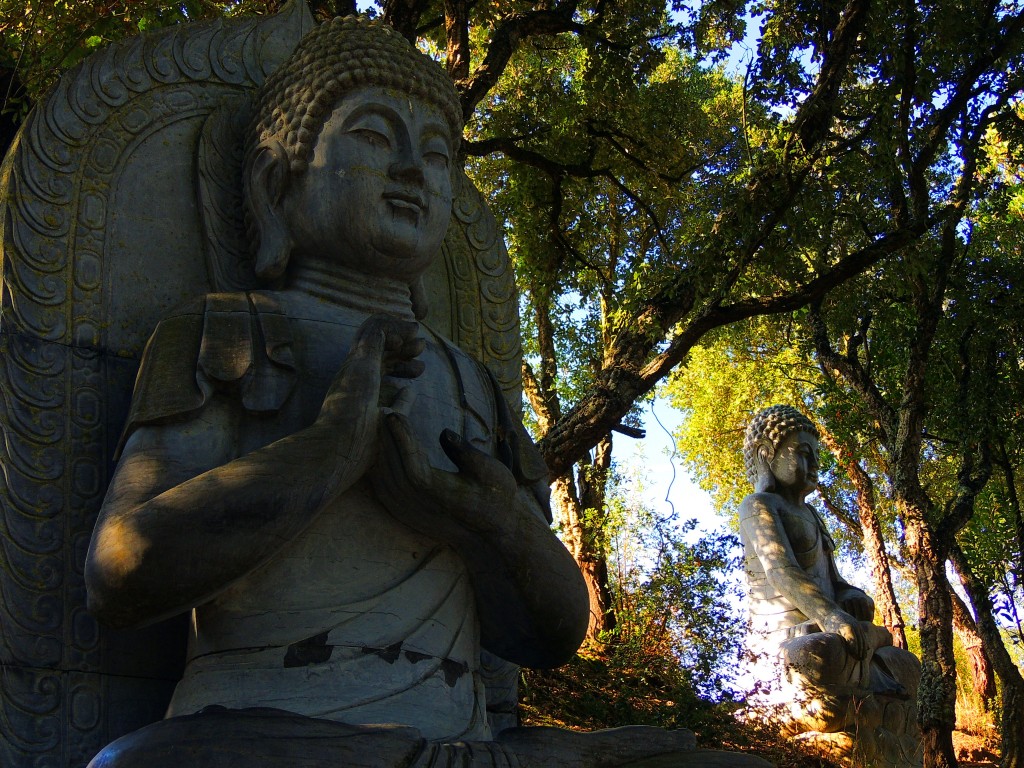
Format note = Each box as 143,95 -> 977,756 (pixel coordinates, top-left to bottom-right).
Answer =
0,5 -> 317,764
0,331 -> 187,767
87,709 -> 767,768
739,405 -> 922,768
83,20 -> 591,761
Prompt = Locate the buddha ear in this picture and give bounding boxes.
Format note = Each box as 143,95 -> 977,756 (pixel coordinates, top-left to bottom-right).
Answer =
754,441 -> 776,493
247,141 -> 292,282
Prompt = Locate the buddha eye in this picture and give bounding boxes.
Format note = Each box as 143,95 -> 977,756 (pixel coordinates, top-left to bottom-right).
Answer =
424,149 -> 450,169
353,128 -> 391,149
422,138 -> 450,169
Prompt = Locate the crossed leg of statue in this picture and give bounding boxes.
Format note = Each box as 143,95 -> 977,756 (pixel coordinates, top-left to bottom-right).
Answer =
87,706 -> 771,768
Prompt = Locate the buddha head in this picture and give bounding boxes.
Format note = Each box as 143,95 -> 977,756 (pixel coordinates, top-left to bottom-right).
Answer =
743,405 -> 820,494
244,17 -> 463,313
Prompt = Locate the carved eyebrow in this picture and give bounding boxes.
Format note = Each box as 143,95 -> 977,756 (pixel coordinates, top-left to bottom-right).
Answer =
420,120 -> 452,146
340,101 -> 404,132
341,102 -> 453,150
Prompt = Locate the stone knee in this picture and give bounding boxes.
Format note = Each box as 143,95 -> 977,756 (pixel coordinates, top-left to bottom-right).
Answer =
874,645 -> 922,700
780,632 -> 855,689
88,708 -> 427,768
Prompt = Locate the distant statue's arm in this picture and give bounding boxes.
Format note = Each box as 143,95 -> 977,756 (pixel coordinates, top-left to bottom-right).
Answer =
740,493 -> 868,657
373,416 -> 589,668
86,316 -> 423,629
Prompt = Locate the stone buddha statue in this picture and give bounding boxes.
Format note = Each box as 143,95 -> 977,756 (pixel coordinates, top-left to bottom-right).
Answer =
739,405 -> 921,767
81,17 -> 763,768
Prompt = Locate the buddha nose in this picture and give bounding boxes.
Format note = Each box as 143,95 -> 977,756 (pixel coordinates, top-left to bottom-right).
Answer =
389,146 -> 425,184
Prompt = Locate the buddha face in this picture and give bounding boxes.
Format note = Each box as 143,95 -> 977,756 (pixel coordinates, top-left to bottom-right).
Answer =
767,430 -> 820,496
281,86 -> 454,281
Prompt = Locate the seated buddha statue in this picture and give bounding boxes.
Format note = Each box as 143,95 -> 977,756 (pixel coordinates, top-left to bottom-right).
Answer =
739,405 -> 921,765
84,17 -> 762,768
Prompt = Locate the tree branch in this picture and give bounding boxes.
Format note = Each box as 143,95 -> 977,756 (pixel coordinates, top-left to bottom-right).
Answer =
444,0 -> 471,82
382,0 -> 431,41
458,1 -> 582,119
810,305 -> 899,443
791,0 -> 872,152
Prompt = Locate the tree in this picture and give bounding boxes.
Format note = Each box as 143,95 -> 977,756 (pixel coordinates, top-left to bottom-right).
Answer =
805,107 -> 1024,763
472,37 -> 748,642
8,0 -> 1023,482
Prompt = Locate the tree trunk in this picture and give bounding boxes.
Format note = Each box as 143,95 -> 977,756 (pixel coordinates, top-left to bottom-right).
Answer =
948,583 -> 998,709
551,434 -> 616,644
523,289 -> 616,645
950,545 -> 1024,768
902,498 -> 960,768
995,441 -> 1024,575
819,429 -> 908,647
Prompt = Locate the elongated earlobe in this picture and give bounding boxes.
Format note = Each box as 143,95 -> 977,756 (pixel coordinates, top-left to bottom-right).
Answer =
247,142 -> 292,282
754,443 -> 776,493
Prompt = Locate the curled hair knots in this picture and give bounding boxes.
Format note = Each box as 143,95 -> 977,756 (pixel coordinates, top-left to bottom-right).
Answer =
248,16 -> 463,176
743,405 -> 818,486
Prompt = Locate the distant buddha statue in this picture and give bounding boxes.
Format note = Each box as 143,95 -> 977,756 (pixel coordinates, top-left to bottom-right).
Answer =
739,405 -> 921,767
83,17 -> 763,768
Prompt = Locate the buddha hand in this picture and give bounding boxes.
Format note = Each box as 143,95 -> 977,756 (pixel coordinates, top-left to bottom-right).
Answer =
317,314 -> 424,490
820,608 -> 869,660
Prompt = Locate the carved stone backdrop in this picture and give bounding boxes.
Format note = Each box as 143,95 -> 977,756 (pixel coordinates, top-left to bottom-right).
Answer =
0,3 -> 521,765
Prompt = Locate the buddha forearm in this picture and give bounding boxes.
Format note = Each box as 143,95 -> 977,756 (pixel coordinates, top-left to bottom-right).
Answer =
86,422 -> 368,629
764,563 -> 844,625
460,491 -> 589,667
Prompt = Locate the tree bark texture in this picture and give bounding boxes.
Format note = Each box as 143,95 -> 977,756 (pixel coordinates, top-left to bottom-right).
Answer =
551,435 -> 616,644
951,545 -> 1024,768
995,440 -> 1024,586
948,585 -> 998,709
902,501 -> 960,768
818,428 -> 908,648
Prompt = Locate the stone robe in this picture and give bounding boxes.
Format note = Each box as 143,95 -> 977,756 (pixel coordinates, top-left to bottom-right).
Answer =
118,290 -> 539,742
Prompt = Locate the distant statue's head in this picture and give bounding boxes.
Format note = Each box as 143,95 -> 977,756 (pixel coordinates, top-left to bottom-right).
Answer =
743,405 -> 820,494
244,16 -> 464,307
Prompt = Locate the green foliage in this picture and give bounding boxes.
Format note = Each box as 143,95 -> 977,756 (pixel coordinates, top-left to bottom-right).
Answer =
642,525 -> 748,698
0,1 -> 280,121
467,27 -> 751,404
6,5 -> 1024,751
601,478 -> 749,699
663,317 -> 815,518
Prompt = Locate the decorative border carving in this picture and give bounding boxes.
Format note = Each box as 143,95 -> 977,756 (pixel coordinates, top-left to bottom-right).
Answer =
443,176 -> 522,415
0,4 -> 313,766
